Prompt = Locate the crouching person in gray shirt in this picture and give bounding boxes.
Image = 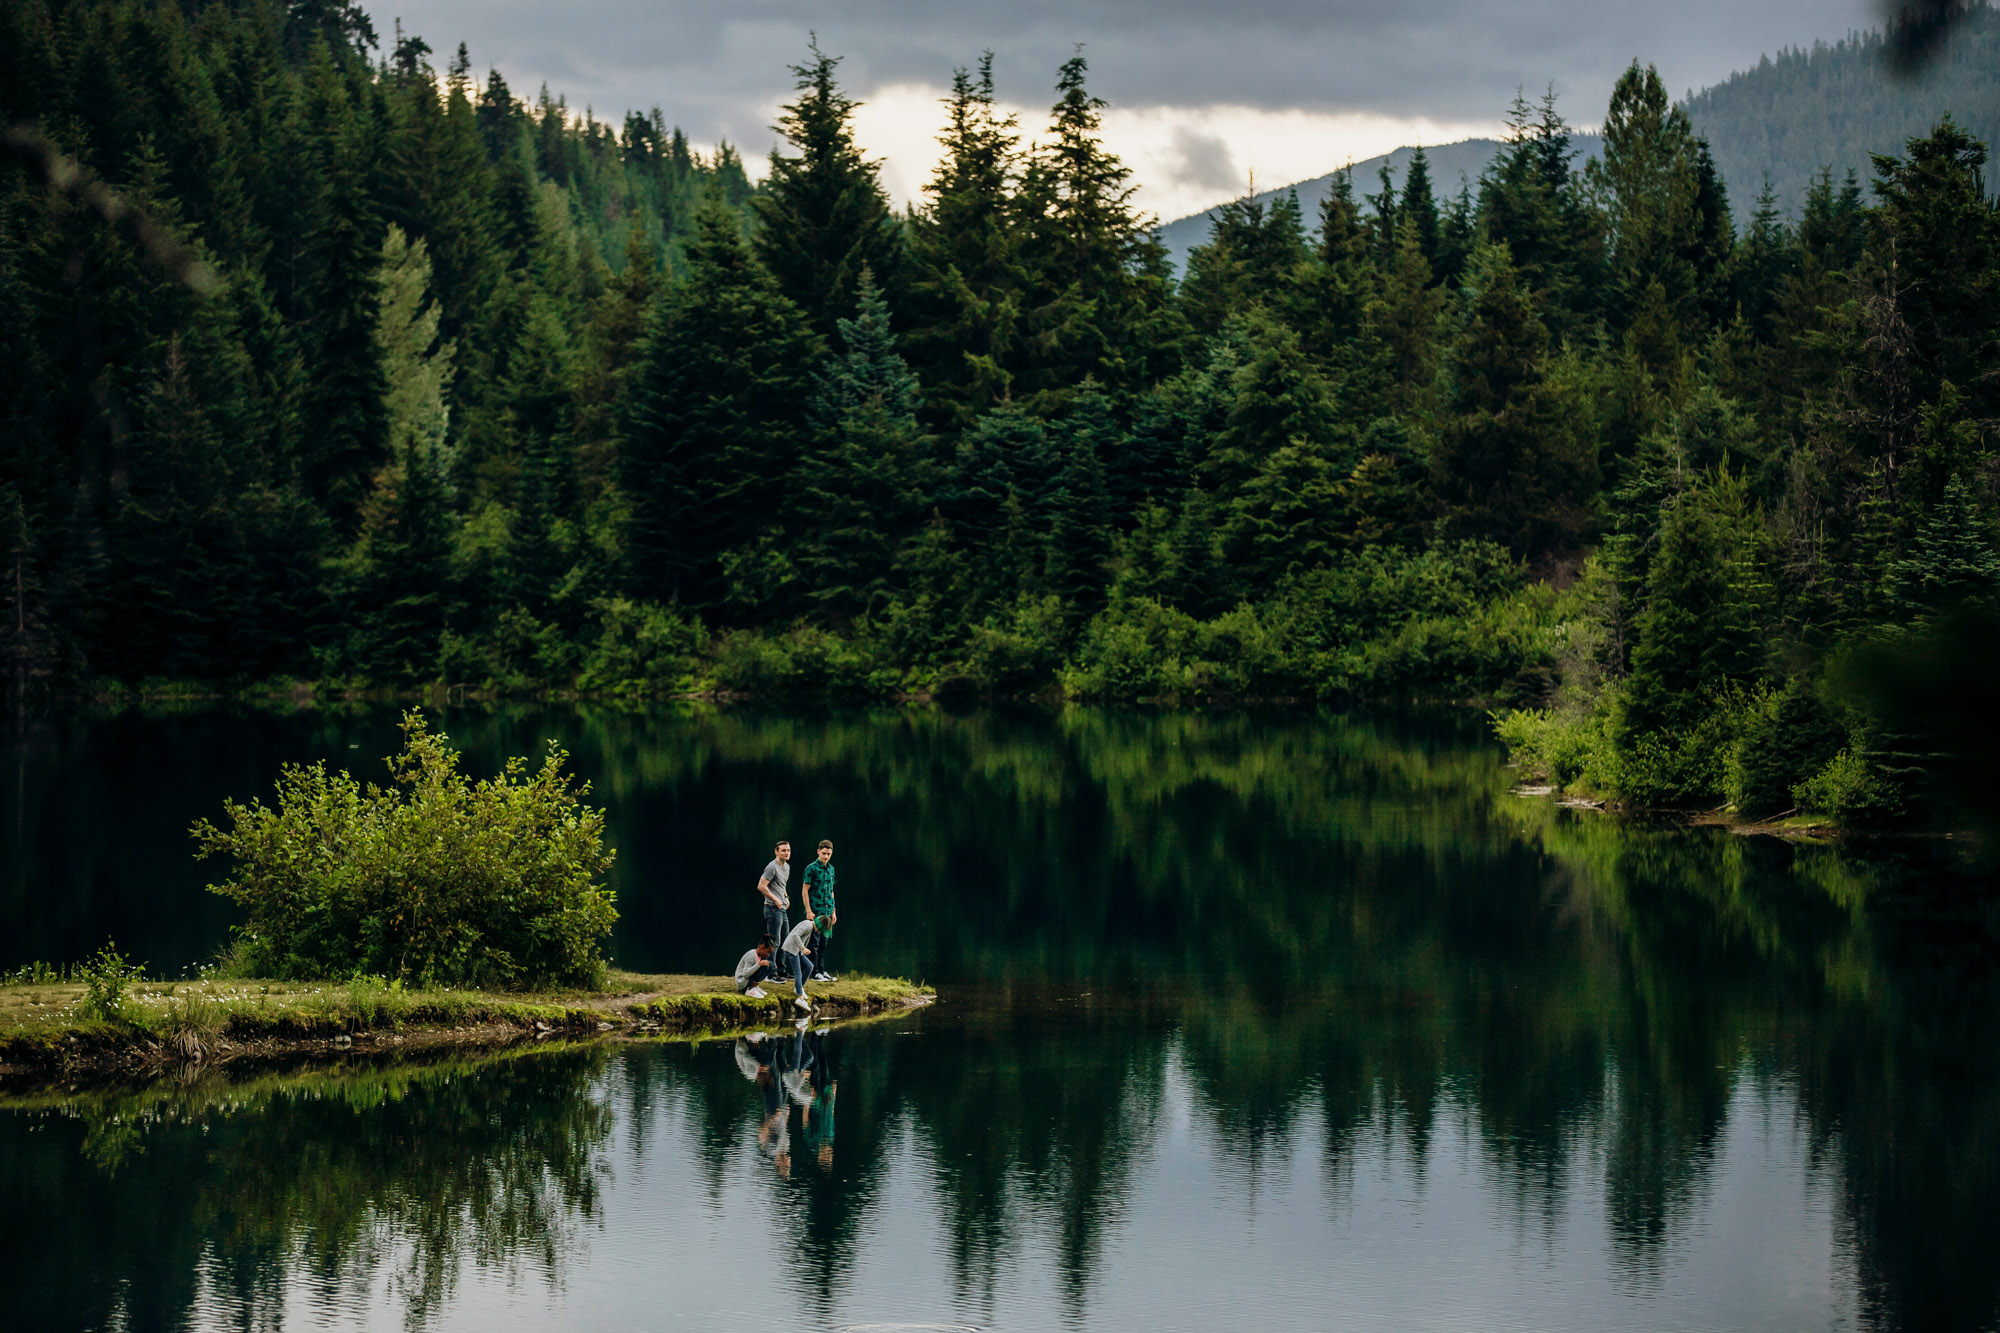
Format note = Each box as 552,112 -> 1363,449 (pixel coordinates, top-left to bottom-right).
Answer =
734,936 -> 778,997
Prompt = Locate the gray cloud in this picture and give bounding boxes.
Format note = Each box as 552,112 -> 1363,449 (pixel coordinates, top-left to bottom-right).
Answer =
369,1 -> 1877,151
1168,126 -> 1240,193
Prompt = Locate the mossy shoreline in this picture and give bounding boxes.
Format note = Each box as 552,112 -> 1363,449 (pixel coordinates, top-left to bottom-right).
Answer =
0,970 -> 934,1078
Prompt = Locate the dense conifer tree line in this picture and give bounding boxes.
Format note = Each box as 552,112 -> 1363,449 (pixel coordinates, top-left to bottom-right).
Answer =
3,0 -> 1997,822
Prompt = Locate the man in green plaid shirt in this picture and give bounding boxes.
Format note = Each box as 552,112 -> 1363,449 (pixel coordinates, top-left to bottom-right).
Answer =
802,839 -> 838,981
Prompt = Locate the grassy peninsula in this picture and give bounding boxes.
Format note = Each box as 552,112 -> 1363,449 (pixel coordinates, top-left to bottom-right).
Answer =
0,969 -> 933,1076
0,713 -> 932,1077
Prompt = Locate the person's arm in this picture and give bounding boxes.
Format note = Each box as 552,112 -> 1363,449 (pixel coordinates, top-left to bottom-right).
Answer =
757,871 -> 781,908
802,867 -> 816,917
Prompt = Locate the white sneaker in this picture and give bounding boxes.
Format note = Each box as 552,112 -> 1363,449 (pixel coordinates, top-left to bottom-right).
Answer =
745,987 -> 767,999
794,995 -> 813,1012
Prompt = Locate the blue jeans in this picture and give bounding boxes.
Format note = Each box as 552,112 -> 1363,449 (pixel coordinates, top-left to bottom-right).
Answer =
762,903 -> 789,952
780,949 -> 809,997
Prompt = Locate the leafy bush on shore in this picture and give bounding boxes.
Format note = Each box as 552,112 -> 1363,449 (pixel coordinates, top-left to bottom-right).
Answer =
78,942 -> 145,1022
193,712 -> 618,989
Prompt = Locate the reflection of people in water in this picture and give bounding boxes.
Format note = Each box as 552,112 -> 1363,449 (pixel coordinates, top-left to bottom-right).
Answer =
802,1027 -> 838,1169
742,1035 -> 792,1180
782,1026 -> 815,1109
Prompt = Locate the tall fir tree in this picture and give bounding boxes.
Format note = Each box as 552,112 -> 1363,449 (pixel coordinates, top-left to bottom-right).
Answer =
624,197 -> 822,614
752,39 -> 904,347
791,269 -> 931,619
906,56 -> 1026,426
1431,243 -> 1596,557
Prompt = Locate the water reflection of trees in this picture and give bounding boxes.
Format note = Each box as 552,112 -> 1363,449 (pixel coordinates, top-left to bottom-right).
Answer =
0,1046 -> 613,1332
9,704 -> 1997,1330
481,702 -> 1999,1331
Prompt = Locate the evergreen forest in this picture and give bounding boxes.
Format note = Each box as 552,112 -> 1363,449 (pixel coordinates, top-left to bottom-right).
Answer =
3,0 -> 1998,826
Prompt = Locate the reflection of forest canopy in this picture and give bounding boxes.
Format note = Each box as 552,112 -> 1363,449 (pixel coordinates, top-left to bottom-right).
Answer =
0,1046 -> 614,1330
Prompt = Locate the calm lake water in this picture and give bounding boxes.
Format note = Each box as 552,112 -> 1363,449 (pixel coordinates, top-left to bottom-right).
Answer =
2,704 -> 1996,1331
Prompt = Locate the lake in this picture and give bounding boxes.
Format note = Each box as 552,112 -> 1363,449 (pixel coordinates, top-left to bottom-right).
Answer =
2,703 -> 1995,1331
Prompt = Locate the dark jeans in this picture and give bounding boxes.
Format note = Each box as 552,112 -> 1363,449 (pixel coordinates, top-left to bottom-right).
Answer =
781,949 -> 809,997
808,927 -> 832,977
735,962 -> 775,993
762,903 -> 789,952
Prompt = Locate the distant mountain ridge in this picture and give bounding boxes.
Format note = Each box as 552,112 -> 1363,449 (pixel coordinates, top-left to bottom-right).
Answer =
1159,3 -> 2000,274
1157,136 -> 1602,276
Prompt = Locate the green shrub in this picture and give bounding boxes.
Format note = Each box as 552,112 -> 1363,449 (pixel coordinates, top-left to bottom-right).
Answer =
1493,706 -> 1617,790
575,598 -> 707,694
1794,749 -> 1904,825
78,942 -> 145,1022
709,624 -> 879,696
1610,686 -> 1764,807
964,595 -> 1069,693
193,711 -> 618,989
1062,597 -> 1290,699
1332,583 -> 1561,700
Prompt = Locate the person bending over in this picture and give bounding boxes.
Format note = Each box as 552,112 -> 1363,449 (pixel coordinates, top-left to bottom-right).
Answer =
779,915 -> 824,1014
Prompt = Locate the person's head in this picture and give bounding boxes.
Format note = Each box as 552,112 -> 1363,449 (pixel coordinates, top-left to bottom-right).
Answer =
757,934 -> 775,957
774,840 -> 790,862
814,914 -> 833,937
817,839 -> 833,863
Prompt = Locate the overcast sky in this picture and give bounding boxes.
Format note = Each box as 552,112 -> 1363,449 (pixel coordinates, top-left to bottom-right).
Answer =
364,1 -> 1879,221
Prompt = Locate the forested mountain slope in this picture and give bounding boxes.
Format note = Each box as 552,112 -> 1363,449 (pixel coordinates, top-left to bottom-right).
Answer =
1686,3 -> 2000,216
1161,1 -> 1998,267
2,1 -> 1997,831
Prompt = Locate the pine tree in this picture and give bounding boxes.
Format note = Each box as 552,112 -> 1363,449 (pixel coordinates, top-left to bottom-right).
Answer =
1401,147 -> 1441,270
1180,192 -> 1310,335
1622,468 -> 1770,738
1889,474 -> 2000,613
1041,388 -> 1117,613
1431,243 -> 1596,557
906,56 -> 1025,426
373,226 -> 455,465
295,40 -> 387,526
1301,168 -> 1375,365
1868,117 -> 2000,415
752,39 -> 904,346
503,294 -> 580,620
1206,311 -> 1346,511
1590,62 -> 1706,370
1362,218 -> 1447,422
343,427 -> 455,680
791,269 -> 930,619
1015,51 -> 1175,402
624,197 -> 822,614
1477,89 -> 1600,335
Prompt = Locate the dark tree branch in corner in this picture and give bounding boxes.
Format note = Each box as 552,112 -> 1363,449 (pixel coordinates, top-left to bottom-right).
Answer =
1,122 -> 219,296
1884,0 -> 1982,75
